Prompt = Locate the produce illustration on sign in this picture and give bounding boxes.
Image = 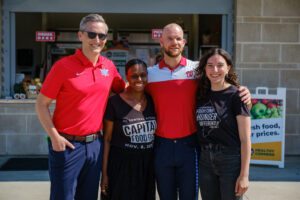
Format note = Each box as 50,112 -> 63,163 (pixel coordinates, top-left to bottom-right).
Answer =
249,87 -> 286,168
250,98 -> 283,119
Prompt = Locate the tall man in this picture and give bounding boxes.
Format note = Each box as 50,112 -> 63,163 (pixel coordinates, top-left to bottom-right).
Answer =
35,14 -> 125,200
146,23 -> 250,200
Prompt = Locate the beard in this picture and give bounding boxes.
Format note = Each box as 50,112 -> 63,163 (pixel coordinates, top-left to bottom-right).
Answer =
163,46 -> 183,58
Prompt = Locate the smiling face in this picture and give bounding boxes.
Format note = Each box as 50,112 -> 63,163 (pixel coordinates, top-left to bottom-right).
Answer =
126,64 -> 148,93
205,54 -> 231,89
78,21 -> 107,57
160,24 -> 186,58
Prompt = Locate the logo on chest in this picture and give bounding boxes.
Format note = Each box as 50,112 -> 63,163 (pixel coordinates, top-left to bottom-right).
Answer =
186,70 -> 194,78
100,68 -> 109,77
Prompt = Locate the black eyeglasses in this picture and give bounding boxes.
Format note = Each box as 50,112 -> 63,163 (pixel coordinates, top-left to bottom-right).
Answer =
82,31 -> 107,41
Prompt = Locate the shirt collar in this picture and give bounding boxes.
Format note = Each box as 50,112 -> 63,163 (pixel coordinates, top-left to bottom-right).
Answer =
158,56 -> 187,71
75,48 -> 103,68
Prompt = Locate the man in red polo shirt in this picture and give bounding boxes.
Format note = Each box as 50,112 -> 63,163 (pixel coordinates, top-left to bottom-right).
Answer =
35,14 -> 125,200
146,23 -> 251,200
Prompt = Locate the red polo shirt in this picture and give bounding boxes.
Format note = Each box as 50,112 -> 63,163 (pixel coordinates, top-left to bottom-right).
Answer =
41,48 -> 125,136
146,57 -> 198,139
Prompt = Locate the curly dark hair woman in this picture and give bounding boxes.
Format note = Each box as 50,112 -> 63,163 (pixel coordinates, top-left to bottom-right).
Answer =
194,48 -> 251,200
194,48 -> 240,100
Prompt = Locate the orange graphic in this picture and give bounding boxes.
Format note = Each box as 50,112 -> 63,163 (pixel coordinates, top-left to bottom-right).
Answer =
251,142 -> 282,161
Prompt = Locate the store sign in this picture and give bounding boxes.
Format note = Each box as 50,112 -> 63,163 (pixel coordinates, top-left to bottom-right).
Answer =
102,49 -> 128,80
152,29 -> 163,39
36,31 -> 55,42
250,87 -> 286,168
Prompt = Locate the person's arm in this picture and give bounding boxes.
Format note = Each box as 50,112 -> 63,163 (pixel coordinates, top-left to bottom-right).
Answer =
35,93 -> 74,151
235,115 -> 251,196
100,119 -> 114,195
238,86 -> 251,105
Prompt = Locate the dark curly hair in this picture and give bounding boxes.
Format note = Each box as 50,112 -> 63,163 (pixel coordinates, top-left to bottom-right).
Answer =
194,48 -> 240,100
125,58 -> 147,75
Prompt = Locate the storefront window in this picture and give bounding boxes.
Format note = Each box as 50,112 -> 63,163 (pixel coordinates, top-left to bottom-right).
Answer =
5,12 -> 226,98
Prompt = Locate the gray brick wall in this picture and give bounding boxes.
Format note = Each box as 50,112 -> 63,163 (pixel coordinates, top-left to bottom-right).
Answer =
0,0 -> 2,98
0,101 -> 55,155
235,0 -> 300,155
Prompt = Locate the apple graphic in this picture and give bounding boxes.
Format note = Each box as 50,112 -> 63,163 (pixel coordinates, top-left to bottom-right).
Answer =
257,115 -> 266,119
252,103 -> 267,118
251,99 -> 258,104
271,111 -> 279,118
262,99 -> 269,104
265,108 -> 272,118
267,102 -> 277,109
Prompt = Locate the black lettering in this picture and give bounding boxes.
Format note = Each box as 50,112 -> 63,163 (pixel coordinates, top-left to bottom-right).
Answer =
124,126 -> 131,135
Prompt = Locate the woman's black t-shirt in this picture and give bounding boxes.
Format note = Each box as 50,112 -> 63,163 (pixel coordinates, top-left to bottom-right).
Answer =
104,94 -> 157,150
195,85 -> 250,147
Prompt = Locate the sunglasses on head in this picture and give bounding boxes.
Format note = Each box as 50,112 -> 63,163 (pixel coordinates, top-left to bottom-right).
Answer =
82,31 -> 107,40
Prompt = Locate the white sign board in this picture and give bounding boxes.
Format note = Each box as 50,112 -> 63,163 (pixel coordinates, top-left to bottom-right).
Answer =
101,49 -> 128,80
250,87 -> 286,168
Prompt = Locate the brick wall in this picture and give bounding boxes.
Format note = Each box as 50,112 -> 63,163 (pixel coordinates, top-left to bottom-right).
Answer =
235,0 -> 300,154
0,101 -> 55,155
0,0 -> 2,98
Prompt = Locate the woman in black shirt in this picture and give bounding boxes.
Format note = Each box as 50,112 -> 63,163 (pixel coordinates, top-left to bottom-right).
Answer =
101,59 -> 156,200
194,48 -> 251,200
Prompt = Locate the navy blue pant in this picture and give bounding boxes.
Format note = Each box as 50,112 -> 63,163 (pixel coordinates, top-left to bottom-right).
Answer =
48,137 -> 103,200
198,144 -> 242,200
154,134 -> 197,200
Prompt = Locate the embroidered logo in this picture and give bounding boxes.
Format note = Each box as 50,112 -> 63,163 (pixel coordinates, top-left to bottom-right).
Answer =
100,68 -> 109,77
186,70 -> 194,78
76,72 -> 84,76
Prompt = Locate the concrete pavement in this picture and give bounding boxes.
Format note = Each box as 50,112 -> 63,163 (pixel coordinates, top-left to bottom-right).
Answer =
0,156 -> 299,200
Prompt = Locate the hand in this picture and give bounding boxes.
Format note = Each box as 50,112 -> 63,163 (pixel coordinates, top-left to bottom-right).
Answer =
235,175 -> 249,196
51,135 -> 75,151
100,174 -> 109,195
239,86 -> 251,105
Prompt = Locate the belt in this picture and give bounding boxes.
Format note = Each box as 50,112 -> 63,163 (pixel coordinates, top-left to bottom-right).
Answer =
155,133 -> 197,143
59,130 -> 103,143
200,143 -> 239,151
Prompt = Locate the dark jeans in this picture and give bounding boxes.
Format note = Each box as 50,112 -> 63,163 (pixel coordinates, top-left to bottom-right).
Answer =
198,144 -> 242,200
154,134 -> 197,200
48,137 -> 103,200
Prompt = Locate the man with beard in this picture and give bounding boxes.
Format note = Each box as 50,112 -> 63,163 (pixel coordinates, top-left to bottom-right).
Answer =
146,23 -> 250,200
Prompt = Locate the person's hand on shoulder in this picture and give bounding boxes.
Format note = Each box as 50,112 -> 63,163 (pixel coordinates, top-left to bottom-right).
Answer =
239,86 -> 251,105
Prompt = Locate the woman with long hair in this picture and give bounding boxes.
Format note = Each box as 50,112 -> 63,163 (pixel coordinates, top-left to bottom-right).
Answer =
194,48 -> 251,200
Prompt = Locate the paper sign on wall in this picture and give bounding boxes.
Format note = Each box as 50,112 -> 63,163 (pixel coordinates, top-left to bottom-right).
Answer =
36,31 -> 55,42
152,29 -> 163,39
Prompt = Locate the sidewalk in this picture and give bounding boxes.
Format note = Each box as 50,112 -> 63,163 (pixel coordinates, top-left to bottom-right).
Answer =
0,156 -> 299,200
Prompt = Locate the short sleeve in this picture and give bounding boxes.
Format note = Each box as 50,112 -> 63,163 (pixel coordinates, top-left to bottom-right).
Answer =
40,61 -> 66,99
232,92 -> 250,117
104,97 -> 116,121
